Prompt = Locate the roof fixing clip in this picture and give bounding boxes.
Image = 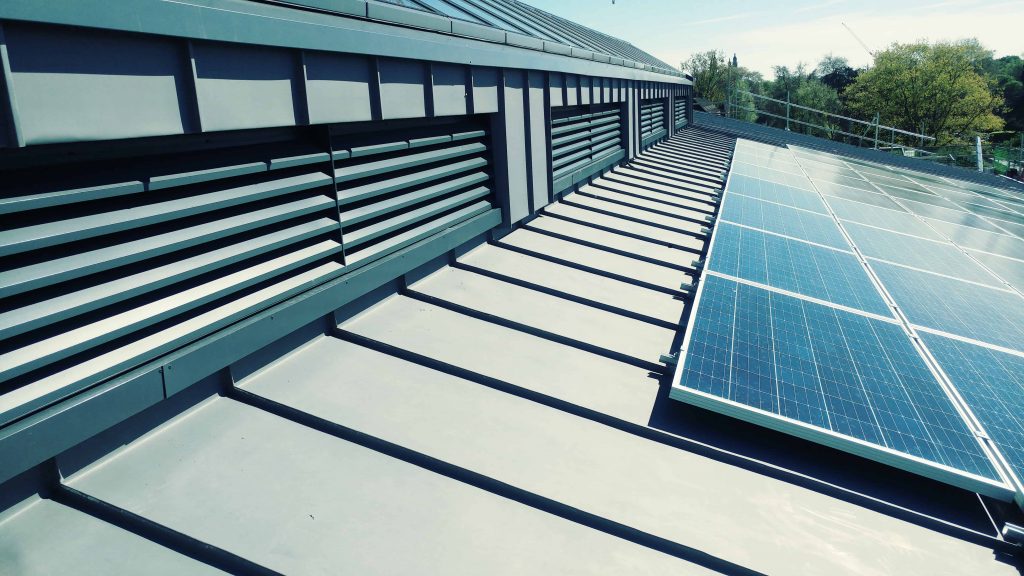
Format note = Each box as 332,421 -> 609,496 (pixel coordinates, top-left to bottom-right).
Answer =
659,352 -> 679,366
1003,523 -> 1024,546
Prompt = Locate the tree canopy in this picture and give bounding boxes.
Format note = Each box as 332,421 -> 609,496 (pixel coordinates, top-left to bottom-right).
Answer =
682,38 -> 1019,146
845,40 -> 1004,145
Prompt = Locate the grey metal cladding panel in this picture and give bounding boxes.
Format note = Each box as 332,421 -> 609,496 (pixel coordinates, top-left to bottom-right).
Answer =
501,69 -> 529,223
344,295 -> 660,422
565,74 -> 578,106
0,369 -> 164,486
238,337 -> 1015,576
579,75 -> 591,105
430,62 -> 468,116
548,72 -> 564,107
408,266 -> 674,363
366,2 -> 452,33
66,398 -> 694,575
505,30 -> 543,50
0,499 -> 225,576
193,41 -> 298,132
526,70 -> 549,209
0,0 -> 688,88
377,58 -> 427,119
543,41 -> 571,56
304,51 -> 373,123
281,0 -> 367,17
3,22 -> 188,145
470,66 -> 498,113
458,242 -> 686,322
451,19 -> 505,43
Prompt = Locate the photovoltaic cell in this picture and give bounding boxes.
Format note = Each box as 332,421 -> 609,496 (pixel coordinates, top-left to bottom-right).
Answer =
809,172 -> 880,193
674,275 -> 1001,483
962,202 -> 1024,227
920,218 -> 1024,259
729,161 -> 815,190
708,223 -> 890,316
965,250 -> 1024,291
825,196 -> 943,241
923,333 -> 1024,486
900,200 -> 1007,233
876,184 -> 961,209
719,194 -> 849,250
843,222 -> 1002,287
812,179 -> 905,211
872,261 -> 1024,352
727,173 -> 829,214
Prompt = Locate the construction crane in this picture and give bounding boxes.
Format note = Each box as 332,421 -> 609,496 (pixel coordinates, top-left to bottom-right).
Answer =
842,22 -> 874,58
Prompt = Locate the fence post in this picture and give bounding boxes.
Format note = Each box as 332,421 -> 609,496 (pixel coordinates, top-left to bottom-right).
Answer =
785,91 -> 790,131
873,113 -> 880,149
976,136 -> 984,172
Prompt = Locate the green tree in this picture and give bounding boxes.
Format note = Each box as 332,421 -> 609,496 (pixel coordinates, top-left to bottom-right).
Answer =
682,51 -> 763,121
682,50 -> 728,102
761,64 -> 841,135
816,54 -> 859,94
982,55 -> 1024,134
844,39 -> 1004,144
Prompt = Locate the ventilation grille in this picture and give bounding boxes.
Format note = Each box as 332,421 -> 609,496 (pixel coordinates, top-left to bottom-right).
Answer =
0,135 -> 343,424
331,121 -> 495,267
550,104 -> 625,194
675,97 -> 688,129
0,118 -> 499,424
640,99 -> 667,146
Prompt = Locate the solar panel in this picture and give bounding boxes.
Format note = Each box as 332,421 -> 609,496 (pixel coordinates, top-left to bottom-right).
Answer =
923,333 -> 1024,490
726,173 -> 829,214
809,172 -> 880,193
919,218 -> 1024,258
876,184 -> 962,209
708,223 -> 890,316
813,179 -> 905,210
729,161 -> 815,190
899,200 -> 1008,232
965,250 -> 1024,291
825,197 -> 943,241
672,275 -> 1006,495
719,194 -> 849,250
872,261 -> 1024,353
674,138 -> 1024,503
842,222 -> 1002,287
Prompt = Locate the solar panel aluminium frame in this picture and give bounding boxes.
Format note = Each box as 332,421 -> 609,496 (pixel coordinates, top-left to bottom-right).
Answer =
669,141 -> 1016,501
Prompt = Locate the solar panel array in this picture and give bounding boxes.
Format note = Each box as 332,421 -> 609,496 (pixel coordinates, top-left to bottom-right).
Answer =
672,138 -> 1024,502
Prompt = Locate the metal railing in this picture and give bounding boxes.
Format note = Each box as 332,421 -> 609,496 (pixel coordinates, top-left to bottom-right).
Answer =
723,90 -> 939,157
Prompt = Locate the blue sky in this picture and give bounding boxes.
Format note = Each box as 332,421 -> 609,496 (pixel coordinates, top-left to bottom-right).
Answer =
527,0 -> 1024,76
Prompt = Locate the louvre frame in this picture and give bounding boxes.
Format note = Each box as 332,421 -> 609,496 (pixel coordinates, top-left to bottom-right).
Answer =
640,98 -> 667,147
0,115 -> 499,427
550,102 -> 625,195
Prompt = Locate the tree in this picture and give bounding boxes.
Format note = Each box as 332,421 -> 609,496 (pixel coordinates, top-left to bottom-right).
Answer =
682,51 -> 764,120
844,39 -> 1004,144
982,55 -> 1024,134
817,54 -> 858,94
759,64 -> 841,135
682,50 -> 728,102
